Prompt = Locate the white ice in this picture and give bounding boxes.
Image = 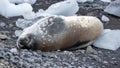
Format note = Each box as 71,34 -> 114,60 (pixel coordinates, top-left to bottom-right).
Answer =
101,15 -> 110,22
16,18 -> 35,29
101,0 -> 111,2
76,0 -> 94,3
0,0 -> 33,19
8,0 -> 36,4
16,0 -> 80,29
44,0 -> 79,16
15,30 -> 23,37
93,29 -> 120,50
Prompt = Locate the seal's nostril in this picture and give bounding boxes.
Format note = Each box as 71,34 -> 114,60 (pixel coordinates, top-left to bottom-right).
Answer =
20,38 -> 29,46
17,34 -> 37,50
17,36 -> 31,49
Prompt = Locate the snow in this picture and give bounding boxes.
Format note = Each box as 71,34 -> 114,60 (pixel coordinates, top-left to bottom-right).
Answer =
44,0 -> 79,16
0,0 -> 33,19
8,0 -> 36,4
93,29 -> 120,50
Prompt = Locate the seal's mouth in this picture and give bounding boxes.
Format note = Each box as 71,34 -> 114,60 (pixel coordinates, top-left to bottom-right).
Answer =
17,34 -> 38,50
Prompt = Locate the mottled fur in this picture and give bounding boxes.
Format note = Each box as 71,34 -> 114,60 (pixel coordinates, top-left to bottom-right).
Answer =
17,16 -> 103,51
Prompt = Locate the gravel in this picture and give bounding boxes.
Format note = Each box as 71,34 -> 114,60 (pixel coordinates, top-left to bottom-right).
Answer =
0,0 -> 120,68
0,47 -> 120,68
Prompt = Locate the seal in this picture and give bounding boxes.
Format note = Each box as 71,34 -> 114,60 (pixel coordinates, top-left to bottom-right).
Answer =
17,16 -> 103,51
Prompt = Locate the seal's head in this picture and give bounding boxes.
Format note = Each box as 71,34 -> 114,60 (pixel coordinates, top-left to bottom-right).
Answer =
17,16 -> 66,50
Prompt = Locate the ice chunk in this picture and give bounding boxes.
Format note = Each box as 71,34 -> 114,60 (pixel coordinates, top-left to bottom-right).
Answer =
0,0 -> 33,18
23,11 -> 36,19
93,29 -> 120,50
44,0 -> 79,16
35,9 -> 53,18
104,0 -> 120,17
16,16 -> 44,29
76,0 -> 94,3
101,15 -> 110,22
8,0 -> 36,4
16,18 -> 34,29
101,0 -> 111,2
15,30 -> 23,37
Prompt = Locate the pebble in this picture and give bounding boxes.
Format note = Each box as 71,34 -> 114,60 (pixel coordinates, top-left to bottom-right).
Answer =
103,61 -> 108,64
10,48 -> 18,53
0,22 -> 6,27
90,55 -> 102,62
9,24 -> 13,28
86,46 -> 97,54
0,34 -> 8,40
0,64 -> 4,68
0,0 -> 119,68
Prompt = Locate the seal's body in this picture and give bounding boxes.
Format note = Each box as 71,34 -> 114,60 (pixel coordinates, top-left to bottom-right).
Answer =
17,16 -> 103,51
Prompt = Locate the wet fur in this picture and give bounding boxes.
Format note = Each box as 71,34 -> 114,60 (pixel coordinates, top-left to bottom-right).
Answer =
17,16 -> 103,51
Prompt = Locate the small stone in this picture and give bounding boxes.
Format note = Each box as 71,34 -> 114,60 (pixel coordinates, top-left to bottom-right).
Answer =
80,50 -> 85,54
0,43 -> 5,48
90,55 -> 102,62
0,22 -> 6,27
0,34 -> 8,40
9,24 -> 13,28
10,48 -> 18,53
103,61 -> 108,64
101,15 -> 110,22
0,63 -> 4,68
86,46 -> 97,54
88,66 -> 93,68
33,63 -> 40,68
15,30 -> 23,37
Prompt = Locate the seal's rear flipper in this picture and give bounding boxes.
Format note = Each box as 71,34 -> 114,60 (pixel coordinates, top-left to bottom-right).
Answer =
62,41 -> 94,51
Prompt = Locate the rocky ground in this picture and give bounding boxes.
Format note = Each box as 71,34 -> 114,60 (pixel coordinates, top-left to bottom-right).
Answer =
0,0 -> 120,68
